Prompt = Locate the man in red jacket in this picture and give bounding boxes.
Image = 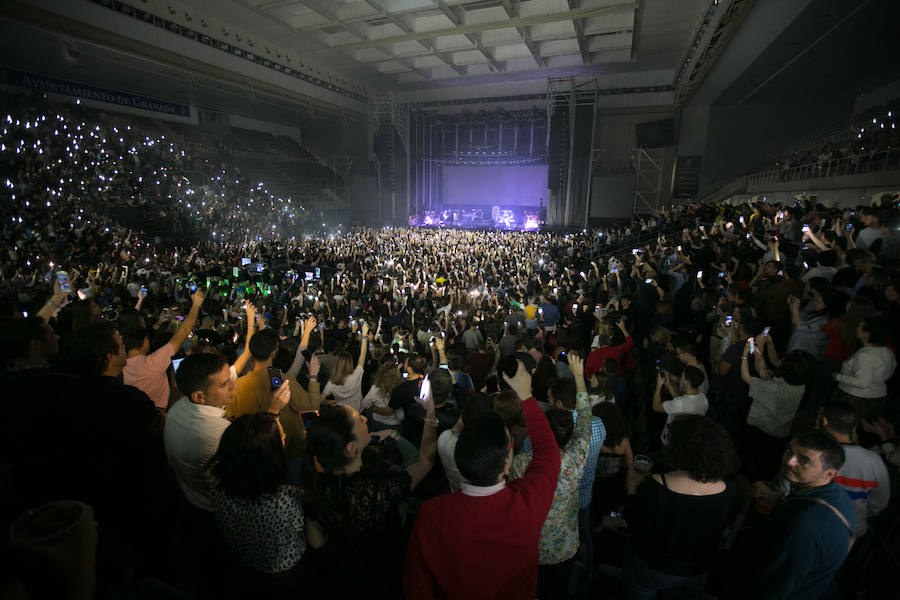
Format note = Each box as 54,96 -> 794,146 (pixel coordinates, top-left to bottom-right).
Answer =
403,357 -> 561,599
585,317 -> 634,379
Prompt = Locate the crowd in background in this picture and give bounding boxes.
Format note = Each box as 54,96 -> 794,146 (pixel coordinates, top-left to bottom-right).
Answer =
2,94 -> 900,600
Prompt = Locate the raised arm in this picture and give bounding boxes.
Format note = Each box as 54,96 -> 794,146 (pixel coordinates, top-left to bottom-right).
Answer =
230,301 -> 257,377
168,289 -> 206,353
506,359 -> 561,492
37,279 -> 71,322
357,321 -> 370,368
286,316 -> 317,379
652,372 -> 666,413
740,339 -> 754,384
404,376 -> 437,490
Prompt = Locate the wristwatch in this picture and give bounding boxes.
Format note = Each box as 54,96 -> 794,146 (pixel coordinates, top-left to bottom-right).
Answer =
423,417 -> 439,427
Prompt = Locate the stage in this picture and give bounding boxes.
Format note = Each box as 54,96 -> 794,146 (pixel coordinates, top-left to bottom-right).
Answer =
412,205 -> 543,231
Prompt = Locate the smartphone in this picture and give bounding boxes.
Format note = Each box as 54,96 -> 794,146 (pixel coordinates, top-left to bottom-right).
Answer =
696,271 -> 703,280
632,249 -> 640,255
762,326 -> 771,337
233,266 -> 240,278
419,375 -> 431,402
656,359 -> 664,374
189,281 -> 197,293
241,257 -> 251,266
140,285 -> 148,296
300,410 -> 320,431
175,315 -> 185,321
644,278 -> 653,284
748,338 -> 756,354
56,271 -> 71,292
739,216 -> 745,224
162,308 -> 169,319
267,367 -> 284,390
402,372 -> 408,379
719,272 -> 725,278
746,233 -> 751,240
803,261 -> 809,269
677,245 -> 682,252
725,315 -> 733,327
594,305 -> 600,313
846,224 -> 853,232
172,357 -> 184,372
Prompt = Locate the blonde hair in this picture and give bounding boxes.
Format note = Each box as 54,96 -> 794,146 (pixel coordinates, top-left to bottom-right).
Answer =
374,360 -> 403,395
650,326 -> 672,346
329,352 -> 354,386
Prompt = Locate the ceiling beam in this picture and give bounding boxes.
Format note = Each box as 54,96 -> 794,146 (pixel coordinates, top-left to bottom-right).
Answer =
362,0 -> 466,76
273,0 -> 434,79
567,0 -> 590,65
335,2 -> 638,50
499,0 -> 545,68
257,0 -> 301,11
436,3 -> 504,72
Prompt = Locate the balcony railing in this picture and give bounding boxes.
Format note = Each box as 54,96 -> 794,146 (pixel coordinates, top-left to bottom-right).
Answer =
745,148 -> 900,187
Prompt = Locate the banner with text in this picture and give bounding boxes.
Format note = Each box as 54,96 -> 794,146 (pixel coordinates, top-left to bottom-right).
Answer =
4,70 -> 191,117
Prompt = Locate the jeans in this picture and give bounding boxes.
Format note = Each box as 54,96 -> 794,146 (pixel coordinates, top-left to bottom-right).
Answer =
538,556 -> 576,600
623,543 -> 708,600
577,506 -> 594,578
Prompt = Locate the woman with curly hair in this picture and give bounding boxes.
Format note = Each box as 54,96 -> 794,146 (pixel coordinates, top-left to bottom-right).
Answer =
361,356 -> 404,431
623,414 -> 741,600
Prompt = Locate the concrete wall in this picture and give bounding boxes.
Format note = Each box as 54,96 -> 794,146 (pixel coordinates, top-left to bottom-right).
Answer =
590,173 -> 634,219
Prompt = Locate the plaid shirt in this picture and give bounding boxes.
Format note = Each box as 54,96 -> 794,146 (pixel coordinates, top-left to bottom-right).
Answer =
519,393 -> 606,508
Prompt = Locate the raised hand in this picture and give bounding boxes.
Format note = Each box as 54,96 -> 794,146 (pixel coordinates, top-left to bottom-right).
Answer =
502,359 -> 533,402
268,380 -> 291,413
308,354 -> 321,379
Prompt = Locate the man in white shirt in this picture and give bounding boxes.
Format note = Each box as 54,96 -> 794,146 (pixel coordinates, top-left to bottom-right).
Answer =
437,394 -> 494,492
855,208 -> 883,250
165,352 -> 289,511
652,365 -> 709,444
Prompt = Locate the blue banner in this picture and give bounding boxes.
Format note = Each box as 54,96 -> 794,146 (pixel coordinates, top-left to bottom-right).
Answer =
5,70 -> 191,117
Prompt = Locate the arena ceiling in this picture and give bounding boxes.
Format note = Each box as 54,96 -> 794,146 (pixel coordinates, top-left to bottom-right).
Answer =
224,0 -> 704,89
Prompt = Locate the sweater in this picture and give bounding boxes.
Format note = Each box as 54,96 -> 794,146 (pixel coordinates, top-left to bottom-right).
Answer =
403,397 -> 561,599
834,444 -> 890,537
585,336 -> 635,378
751,481 -> 855,600
835,346 -> 896,398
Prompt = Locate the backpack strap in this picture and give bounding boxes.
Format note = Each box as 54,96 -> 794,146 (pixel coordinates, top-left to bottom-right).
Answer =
794,496 -> 855,551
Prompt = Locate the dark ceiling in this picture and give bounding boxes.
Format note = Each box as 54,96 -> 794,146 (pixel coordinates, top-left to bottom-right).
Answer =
713,0 -> 900,107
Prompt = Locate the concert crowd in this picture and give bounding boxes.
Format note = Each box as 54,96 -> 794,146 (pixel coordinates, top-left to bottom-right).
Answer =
2,95 -> 899,600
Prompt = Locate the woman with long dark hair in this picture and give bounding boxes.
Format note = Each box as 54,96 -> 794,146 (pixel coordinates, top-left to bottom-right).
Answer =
208,412 -> 306,589
302,398 -> 436,598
